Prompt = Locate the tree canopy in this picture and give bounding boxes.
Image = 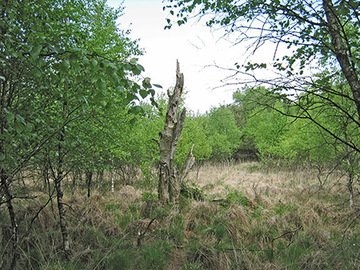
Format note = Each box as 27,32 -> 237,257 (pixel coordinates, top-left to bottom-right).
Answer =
0,0 -> 158,266
165,0 -> 360,155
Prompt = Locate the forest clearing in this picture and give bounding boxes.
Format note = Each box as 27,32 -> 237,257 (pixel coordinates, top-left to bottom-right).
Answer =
2,0 -> 360,269
2,162 -> 358,269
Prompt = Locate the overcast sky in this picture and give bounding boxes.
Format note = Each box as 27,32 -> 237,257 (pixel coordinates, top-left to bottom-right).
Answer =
106,0 -> 245,113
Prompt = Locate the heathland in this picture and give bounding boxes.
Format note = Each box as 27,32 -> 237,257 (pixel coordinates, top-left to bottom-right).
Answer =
6,162 -> 358,269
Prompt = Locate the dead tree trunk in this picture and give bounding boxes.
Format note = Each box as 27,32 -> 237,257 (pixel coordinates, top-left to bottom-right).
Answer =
153,61 -> 195,205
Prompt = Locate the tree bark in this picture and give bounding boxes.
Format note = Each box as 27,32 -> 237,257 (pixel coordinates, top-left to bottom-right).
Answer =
323,0 -> 360,118
1,172 -> 19,270
154,61 -> 194,204
0,78 -> 19,269
86,170 -> 93,198
55,99 -> 70,258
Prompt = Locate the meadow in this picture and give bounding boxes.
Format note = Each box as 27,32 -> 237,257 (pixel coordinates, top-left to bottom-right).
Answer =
6,161 -> 359,269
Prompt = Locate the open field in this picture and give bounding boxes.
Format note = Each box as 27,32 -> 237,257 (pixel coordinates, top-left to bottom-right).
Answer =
1,162 -> 360,269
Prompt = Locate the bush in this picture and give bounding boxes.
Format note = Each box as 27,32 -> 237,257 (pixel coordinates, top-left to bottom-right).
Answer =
181,181 -> 205,201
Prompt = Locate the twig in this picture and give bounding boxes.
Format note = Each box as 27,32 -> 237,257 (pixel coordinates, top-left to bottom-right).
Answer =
137,218 -> 156,247
224,225 -> 303,253
272,225 -> 303,243
342,208 -> 360,243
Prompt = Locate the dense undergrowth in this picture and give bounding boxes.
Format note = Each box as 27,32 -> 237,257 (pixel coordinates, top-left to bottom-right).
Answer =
1,162 -> 360,269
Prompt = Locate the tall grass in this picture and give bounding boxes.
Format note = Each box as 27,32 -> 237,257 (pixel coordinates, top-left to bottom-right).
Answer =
1,162 -> 359,269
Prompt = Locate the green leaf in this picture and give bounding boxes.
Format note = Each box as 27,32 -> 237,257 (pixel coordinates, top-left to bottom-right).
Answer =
132,66 -> 142,75
124,94 -> 138,105
15,114 -> 26,125
139,89 -> 148,99
110,72 -> 118,83
76,94 -> 88,104
136,64 -> 145,72
96,79 -> 106,91
30,45 -> 42,59
69,47 -> 82,52
115,86 -> 125,93
5,111 -> 14,122
91,75 -> 99,84
153,84 -> 163,88
129,57 -> 139,65
177,20 -> 184,26
150,97 -> 159,107
91,59 -> 98,68
142,77 -> 152,89
130,58 -> 138,65
69,53 -> 78,64
94,92 -> 105,104
131,83 -> 140,92
14,122 -> 23,134
0,76 -> 5,81
129,106 -> 143,114
62,59 -> 70,69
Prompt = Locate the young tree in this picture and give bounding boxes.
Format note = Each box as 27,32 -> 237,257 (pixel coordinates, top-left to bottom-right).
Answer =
205,106 -> 241,161
0,0 -> 156,266
177,114 -> 212,166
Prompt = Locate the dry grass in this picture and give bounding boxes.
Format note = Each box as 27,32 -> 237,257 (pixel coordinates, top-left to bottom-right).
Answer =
190,162 -> 348,202
2,162 -> 360,269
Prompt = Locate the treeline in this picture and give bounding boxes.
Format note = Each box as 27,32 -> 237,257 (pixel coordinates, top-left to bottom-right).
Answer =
128,81 -> 359,170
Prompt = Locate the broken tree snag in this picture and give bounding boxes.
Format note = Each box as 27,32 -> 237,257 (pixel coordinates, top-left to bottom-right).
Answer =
154,60 -> 195,205
180,144 -> 195,183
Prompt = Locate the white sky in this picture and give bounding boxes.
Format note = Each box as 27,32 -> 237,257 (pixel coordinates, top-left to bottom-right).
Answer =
105,0 -> 318,113
107,0 -> 246,114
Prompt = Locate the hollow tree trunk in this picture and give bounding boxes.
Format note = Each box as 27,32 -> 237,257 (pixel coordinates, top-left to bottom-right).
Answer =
153,61 -> 195,205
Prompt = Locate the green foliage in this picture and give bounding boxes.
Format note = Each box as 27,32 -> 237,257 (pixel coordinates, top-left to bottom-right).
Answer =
277,234 -> 315,269
166,0 -> 360,75
139,240 -> 173,270
182,261 -> 204,270
105,249 -> 134,270
165,0 -> 360,178
169,215 -> 186,245
205,106 -> 241,160
0,0 -> 157,178
181,181 -> 206,201
177,114 -> 212,165
231,83 -> 359,168
244,105 -> 288,160
210,222 -> 228,243
105,203 -> 122,212
224,190 -> 251,208
141,192 -> 158,202
274,201 -> 298,217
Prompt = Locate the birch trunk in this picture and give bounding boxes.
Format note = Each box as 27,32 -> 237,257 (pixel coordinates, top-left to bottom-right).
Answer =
55,99 -> 70,257
323,0 -> 360,118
